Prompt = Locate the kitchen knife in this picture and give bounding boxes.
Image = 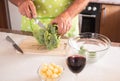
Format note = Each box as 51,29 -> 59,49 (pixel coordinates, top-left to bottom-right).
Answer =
6,36 -> 23,54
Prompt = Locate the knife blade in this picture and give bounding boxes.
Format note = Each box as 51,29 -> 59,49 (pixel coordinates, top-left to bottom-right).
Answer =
6,36 -> 23,54
33,18 -> 46,29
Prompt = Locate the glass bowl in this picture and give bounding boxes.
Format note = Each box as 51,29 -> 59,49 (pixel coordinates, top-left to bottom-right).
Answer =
66,32 -> 111,63
38,63 -> 64,81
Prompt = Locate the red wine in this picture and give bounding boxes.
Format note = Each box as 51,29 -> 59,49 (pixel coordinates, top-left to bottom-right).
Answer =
67,55 -> 86,73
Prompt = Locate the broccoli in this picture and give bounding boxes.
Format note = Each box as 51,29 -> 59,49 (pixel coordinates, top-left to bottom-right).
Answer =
33,24 -> 60,50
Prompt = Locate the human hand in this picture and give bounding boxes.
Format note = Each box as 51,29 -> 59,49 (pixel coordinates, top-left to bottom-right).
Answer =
18,0 -> 37,19
52,13 -> 72,36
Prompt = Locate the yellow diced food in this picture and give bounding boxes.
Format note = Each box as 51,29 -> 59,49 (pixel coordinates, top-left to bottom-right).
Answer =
47,69 -> 53,76
49,65 -> 54,71
39,63 -> 63,80
52,74 -> 59,78
54,68 -> 59,73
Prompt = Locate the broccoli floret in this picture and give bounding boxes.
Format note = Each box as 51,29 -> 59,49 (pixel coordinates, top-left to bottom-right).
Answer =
33,24 -> 60,50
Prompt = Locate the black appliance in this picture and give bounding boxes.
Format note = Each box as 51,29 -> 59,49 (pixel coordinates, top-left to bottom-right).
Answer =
79,2 -> 102,33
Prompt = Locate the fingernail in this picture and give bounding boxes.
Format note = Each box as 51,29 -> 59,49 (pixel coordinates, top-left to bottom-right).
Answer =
33,14 -> 37,18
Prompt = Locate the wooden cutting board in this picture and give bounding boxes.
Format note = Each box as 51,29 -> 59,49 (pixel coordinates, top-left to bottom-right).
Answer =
19,36 -> 68,55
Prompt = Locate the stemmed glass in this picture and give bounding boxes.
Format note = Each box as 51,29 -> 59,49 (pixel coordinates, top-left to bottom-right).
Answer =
66,36 -> 86,81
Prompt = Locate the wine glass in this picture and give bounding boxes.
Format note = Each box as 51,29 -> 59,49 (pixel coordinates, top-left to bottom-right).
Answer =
66,37 -> 86,81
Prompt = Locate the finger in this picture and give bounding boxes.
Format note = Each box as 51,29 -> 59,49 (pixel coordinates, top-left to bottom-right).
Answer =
62,25 -> 66,35
52,20 -> 63,35
63,20 -> 71,35
19,5 -> 26,16
28,1 -> 37,18
67,21 -> 71,31
24,5 -> 32,19
21,10 -> 26,16
60,22 -> 67,35
19,8 -> 25,16
58,23 -> 64,35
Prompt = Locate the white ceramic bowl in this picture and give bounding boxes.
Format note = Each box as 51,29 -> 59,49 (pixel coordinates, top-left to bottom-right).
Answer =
67,32 -> 111,63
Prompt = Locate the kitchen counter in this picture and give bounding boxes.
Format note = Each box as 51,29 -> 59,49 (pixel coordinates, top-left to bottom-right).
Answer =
0,31 -> 120,81
90,0 -> 120,5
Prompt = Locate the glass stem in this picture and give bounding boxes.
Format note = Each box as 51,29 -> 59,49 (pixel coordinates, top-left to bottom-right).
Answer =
75,74 -> 78,81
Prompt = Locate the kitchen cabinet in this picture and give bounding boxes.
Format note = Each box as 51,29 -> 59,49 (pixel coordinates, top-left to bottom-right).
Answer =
100,4 -> 120,42
0,0 -> 11,29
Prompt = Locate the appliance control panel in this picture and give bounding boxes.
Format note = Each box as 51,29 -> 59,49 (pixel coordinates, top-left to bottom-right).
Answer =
80,3 -> 102,15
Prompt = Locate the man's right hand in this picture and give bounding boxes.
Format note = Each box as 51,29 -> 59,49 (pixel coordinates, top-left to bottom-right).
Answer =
18,0 -> 37,19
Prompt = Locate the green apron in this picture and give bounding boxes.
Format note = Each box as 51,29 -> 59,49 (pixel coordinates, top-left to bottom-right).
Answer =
21,0 -> 79,37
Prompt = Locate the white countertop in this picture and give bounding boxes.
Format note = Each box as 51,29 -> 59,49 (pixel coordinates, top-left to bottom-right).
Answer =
91,0 -> 120,5
0,32 -> 120,81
